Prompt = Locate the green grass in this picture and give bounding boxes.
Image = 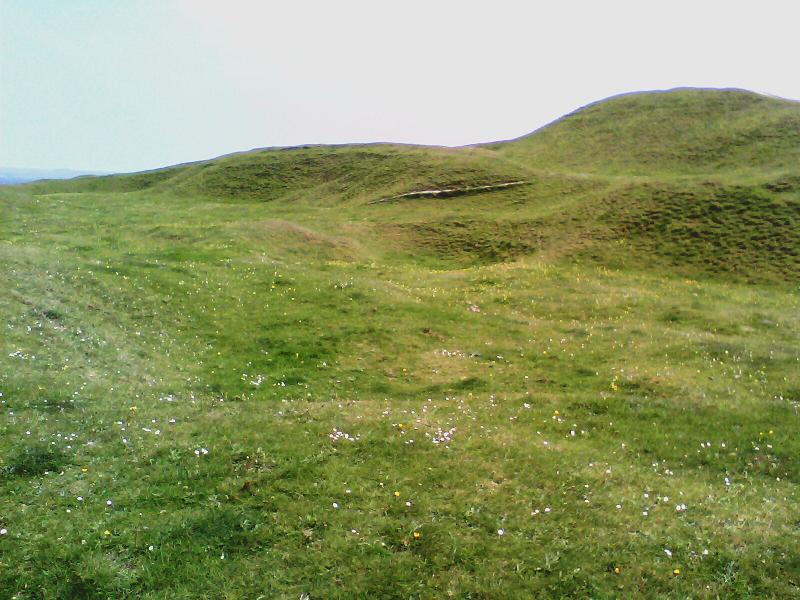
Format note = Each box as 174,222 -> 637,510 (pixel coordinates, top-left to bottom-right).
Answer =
1,88 -> 799,598
492,88 -> 800,177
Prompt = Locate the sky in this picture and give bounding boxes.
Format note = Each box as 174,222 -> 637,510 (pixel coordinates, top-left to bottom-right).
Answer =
1,0 -> 799,173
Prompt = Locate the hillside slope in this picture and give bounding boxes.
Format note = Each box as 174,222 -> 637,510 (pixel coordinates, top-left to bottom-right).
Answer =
491,88 -> 800,177
25,145 -> 528,203
18,89 -> 800,284
1,88 -> 799,598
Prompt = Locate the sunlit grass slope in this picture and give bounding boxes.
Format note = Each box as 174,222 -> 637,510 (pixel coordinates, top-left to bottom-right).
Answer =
492,88 -> 800,177
1,88 -> 798,598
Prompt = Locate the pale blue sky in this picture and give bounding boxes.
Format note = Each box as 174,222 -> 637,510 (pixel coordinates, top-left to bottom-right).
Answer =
1,0 -> 798,172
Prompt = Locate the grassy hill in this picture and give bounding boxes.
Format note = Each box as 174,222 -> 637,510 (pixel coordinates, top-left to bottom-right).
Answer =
492,88 -> 800,177
1,88 -> 799,598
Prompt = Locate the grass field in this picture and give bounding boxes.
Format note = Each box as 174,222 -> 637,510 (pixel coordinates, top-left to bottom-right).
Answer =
1,88 -> 799,598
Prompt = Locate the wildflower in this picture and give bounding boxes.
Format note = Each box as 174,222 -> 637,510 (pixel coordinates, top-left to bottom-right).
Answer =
332,502 -> 339,509
106,500 -> 113,506
497,529 -> 505,536
0,528 -> 7,535
613,566 -> 621,574
413,531 -> 421,539
394,491 -> 400,497
103,530 -> 111,536
329,428 -> 358,442
673,568 -> 681,576
664,549 -> 672,557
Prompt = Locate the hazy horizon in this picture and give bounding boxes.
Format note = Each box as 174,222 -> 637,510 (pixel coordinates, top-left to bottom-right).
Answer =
2,1 -> 799,173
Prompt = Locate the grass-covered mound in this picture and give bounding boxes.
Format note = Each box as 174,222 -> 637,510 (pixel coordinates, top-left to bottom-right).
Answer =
492,88 -> 800,176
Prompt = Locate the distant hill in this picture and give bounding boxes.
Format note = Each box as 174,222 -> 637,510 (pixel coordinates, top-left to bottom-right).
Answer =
0,167 -> 110,185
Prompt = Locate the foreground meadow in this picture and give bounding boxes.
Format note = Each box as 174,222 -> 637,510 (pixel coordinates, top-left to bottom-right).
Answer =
1,176 -> 798,598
